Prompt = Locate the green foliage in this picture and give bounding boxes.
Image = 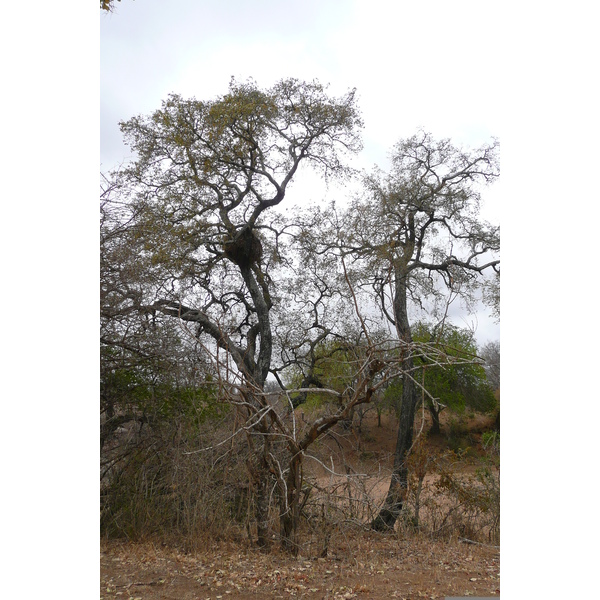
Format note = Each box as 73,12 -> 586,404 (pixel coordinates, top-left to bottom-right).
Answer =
286,338 -> 364,409
482,429 -> 500,452
381,323 -> 496,429
445,416 -> 473,453
101,357 -> 220,426
412,322 -> 497,415
382,377 -> 403,418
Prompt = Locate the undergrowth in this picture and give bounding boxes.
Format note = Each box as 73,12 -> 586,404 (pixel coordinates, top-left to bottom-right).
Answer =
101,413 -> 500,553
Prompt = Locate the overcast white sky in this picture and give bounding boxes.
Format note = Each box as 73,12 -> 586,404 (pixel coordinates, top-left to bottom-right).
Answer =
3,2 -> 600,597
101,0 -> 504,344
101,0 -> 503,169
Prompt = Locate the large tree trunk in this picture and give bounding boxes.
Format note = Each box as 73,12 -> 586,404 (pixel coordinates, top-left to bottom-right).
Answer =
245,388 -> 274,549
255,467 -> 271,547
371,370 -> 417,530
371,264 -> 418,531
247,433 -> 272,548
280,454 -> 302,555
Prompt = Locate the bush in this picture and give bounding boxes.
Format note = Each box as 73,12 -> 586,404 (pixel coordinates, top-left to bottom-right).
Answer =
387,434 -> 500,544
101,411 -> 251,549
445,416 -> 472,453
433,441 -> 499,543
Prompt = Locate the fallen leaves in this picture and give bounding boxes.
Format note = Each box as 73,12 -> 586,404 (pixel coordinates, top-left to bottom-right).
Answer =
101,535 -> 500,599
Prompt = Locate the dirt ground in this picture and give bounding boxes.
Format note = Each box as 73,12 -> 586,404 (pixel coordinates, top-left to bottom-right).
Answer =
101,410 -> 499,599
101,535 -> 499,599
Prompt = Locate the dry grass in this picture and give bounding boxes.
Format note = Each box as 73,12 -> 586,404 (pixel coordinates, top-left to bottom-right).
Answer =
101,409 -> 499,555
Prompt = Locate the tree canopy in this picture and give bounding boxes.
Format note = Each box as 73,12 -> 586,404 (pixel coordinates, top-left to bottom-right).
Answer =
105,78 -> 362,388
102,78 -> 366,550
411,322 -> 497,433
101,79 -> 499,549
336,131 -> 500,531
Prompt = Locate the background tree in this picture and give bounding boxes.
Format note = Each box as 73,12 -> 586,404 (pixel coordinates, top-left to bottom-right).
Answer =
479,339 -> 500,431
480,339 -> 500,391
411,322 -> 497,435
339,131 -> 500,531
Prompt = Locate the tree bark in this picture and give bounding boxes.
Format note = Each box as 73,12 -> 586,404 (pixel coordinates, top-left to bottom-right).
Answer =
247,431 -> 272,548
371,265 -> 418,531
371,370 -> 417,530
428,402 -> 441,435
280,453 -> 302,555
255,467 -> 271,548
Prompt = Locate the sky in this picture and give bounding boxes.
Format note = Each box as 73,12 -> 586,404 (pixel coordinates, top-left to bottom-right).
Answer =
2,2 -> 599,597
101,0 -> 504,345
101,0 -> 503,170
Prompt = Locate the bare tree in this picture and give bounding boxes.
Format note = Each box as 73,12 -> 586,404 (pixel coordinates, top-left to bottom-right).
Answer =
102,78 -> 364,550
338,131 -> 500,531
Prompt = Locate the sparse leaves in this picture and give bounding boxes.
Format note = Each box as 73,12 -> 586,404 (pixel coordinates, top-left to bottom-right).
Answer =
101,82 -> 499,555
